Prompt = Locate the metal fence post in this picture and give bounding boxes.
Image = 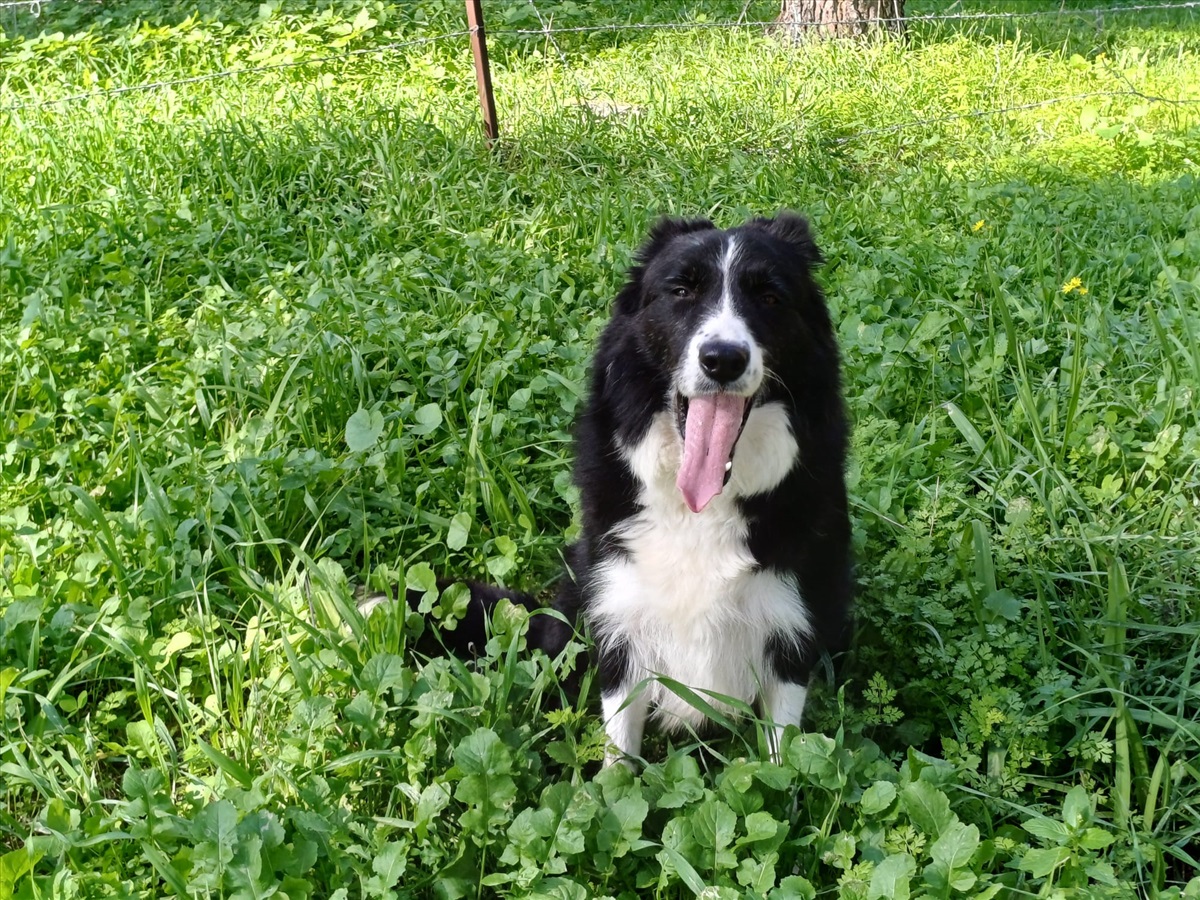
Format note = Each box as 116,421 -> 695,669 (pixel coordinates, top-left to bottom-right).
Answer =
465,0 -> 499,144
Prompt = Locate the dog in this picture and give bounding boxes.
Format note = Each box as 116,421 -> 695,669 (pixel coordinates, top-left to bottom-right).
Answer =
378,212 -> 851,763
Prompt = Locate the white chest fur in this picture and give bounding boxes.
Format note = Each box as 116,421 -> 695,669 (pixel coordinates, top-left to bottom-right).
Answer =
588,404 -> 809,731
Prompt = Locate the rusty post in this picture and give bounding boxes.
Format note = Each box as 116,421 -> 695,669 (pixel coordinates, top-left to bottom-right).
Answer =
465,0 -> 498,144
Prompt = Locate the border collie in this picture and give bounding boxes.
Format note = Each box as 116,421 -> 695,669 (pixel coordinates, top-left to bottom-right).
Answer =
380,213 -> 851,763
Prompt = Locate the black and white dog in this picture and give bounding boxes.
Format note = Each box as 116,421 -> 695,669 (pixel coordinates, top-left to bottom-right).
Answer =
384,213 -> 851,762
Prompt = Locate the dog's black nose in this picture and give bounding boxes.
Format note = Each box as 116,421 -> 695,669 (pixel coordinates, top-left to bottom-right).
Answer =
699,340 -> 750,384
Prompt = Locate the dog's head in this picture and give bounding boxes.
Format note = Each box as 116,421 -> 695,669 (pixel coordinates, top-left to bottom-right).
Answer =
613,212 -> 829,512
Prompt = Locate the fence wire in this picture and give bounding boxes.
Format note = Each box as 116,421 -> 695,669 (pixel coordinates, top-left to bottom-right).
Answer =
1,30 -> 473,112
511,0 -> 1200,145
833,90 -> 1140,143
2,0 -> 1198,142
495,0 -> 1200,37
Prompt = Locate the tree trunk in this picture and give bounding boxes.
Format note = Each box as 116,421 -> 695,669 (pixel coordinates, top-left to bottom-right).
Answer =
776,0 -> 905,40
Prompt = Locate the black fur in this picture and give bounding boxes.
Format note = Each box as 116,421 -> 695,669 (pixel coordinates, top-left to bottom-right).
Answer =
409,213 -> 851,728
559,213 -> 849,689
402,580 -> 573,662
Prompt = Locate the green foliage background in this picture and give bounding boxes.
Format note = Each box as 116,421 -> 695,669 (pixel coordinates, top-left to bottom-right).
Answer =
2,0 -> 1200,896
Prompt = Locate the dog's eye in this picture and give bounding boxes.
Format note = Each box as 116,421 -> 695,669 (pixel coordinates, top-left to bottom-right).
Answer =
762,292 -> 781,306
671,287 -> 695,301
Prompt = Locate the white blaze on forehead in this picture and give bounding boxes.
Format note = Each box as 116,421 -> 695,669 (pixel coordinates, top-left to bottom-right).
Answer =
674,234 -> 766,511
678,234 -> 764,398
720,234 -> 740,312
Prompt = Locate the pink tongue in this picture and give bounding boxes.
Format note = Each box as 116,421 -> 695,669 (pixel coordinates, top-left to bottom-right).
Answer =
676,394 -> 747,513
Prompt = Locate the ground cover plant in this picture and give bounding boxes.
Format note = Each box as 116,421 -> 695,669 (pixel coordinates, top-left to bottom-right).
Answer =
2,0 -> 1200,896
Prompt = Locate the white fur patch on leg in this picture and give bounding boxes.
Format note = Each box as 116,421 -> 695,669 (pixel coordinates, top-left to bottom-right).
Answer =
762,681 -> 808,763
355,591 -> 393,616
602,685 -> 650,766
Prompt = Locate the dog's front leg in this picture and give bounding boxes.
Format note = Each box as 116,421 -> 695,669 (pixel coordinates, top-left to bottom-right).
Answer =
601,683 -> 649,766
762,679 -> 808,763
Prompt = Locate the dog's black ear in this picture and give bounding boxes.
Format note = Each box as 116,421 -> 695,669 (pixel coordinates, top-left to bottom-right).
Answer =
614,217 -> 717,316
748,212 -> 823,266
637,216 -> 717,262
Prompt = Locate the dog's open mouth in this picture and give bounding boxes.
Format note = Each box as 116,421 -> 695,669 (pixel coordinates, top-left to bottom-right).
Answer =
674,392 -> 755,513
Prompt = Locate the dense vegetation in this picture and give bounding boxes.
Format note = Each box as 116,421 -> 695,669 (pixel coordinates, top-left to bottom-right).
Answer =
2,1 -> 1199,896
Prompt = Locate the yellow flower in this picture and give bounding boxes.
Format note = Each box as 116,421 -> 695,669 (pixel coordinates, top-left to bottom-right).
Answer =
1062,276 -> 1086,295
972,219 -> 985,232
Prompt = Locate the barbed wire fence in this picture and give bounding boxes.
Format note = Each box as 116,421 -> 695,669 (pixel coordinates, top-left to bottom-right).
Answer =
2,0 -> 1199,145
492,0 -> 1200,147
1,0 -> 51,35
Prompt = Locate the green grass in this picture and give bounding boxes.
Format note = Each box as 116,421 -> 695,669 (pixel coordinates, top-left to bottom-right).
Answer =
2,0 -> 1200,896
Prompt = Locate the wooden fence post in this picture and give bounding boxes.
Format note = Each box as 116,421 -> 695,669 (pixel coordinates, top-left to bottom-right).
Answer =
465,0 -> 499,144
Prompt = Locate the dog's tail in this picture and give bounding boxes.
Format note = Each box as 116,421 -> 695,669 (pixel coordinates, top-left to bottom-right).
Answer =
357,579 -> 575,660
